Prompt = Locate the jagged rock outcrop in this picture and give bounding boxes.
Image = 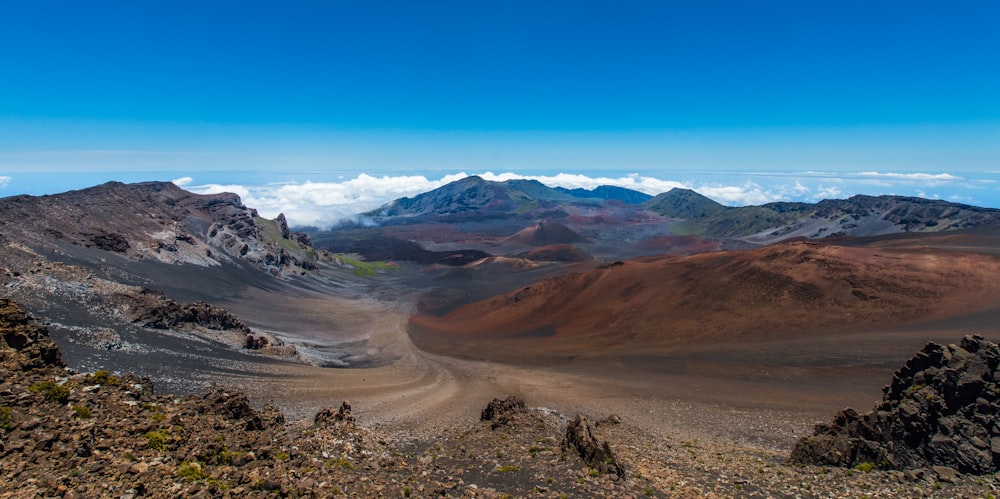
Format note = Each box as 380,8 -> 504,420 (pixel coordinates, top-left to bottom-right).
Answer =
315,401 -> 355,425
790,335 -> 1000,475
562,415 -> 625,478
0,181 -> 322,274
0,298 -> 63,370
88,232 -> 130,252
245,334 -> 270,350
480,395 -> 528,430
197,387 -> 284,431
127,289 -> 252,333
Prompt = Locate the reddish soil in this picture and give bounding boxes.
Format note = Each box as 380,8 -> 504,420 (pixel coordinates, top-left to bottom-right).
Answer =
637,234 -> 723,254
518,244 -> 594,262
411,240 -> 1000,356
501,221 -> 585,247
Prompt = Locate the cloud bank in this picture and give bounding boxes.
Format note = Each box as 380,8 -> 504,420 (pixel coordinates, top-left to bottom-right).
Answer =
0,176 -> 10,189
175,170 -> 973,228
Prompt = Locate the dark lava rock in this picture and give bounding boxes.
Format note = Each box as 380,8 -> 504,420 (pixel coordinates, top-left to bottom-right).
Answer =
315,401 -> 355,425
790,335 -> 1000,475
0,298 -> 64,370
129,290 -> 252,333
89,232 -> 130,252
480,396 -> 527,430
245,334 -> 269,350
562,414 -> 625,478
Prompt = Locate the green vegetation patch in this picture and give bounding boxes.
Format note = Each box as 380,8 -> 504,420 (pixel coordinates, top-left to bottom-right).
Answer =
176,461 -> 208,481
853,462 -> 875,473
0,406 -> 12,430
673,204 -> 816,238
88,369 -> 120,386
146,429 -> 170,450
253,216 -> 315,261
333,254 -> 399,277
28,380 -> 70,403
71,405 -> 92,419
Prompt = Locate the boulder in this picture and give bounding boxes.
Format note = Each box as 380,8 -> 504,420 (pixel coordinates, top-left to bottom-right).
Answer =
561,415 -> 625,478
480,396 -> 527,430
315,401 -> 355,425
790,335 -> 1000,475
245,334 -> 269,350
0,298 -> 64,370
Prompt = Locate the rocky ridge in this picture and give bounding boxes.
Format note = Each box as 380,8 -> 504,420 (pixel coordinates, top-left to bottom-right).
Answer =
0,181 -> 319,275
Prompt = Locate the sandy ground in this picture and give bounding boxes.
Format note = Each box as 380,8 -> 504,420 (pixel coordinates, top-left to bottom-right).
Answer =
199,285 -> 1000,456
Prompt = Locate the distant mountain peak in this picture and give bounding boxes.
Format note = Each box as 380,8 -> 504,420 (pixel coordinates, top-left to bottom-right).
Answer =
643,188 -> 726,218
370,177 -> 651,219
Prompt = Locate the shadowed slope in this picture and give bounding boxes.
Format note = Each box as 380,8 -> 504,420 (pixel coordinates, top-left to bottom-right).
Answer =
412,241 -> 1000,353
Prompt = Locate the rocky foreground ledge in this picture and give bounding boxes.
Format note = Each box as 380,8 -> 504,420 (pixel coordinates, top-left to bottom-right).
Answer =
7,295 -> 1000,498
0,298 -> 646,498
792,335 -> 1000,477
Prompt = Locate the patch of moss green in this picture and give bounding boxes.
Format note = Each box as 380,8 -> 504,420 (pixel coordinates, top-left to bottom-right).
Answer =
327,457 -> 355,470
853,462 -> 875,473
333,254 -> 399,277
254,216 -> 315,262
673,204 -> 817,238
28,380 -> 70,403
0,406 -> 12,430
88,369 -> 119,386
177,461 -> 207,481
71,405 -> 92,419
146,429 -> 169,450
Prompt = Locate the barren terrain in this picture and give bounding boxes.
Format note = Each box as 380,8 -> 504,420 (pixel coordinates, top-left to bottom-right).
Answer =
6,182 -> 1000,496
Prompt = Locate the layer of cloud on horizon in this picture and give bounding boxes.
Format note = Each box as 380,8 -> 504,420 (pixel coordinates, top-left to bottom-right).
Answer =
174,170 -> 980,228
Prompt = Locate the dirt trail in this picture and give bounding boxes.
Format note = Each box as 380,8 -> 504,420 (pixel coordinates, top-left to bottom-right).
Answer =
203,294 -> 803,449
206,281 -> 1000,452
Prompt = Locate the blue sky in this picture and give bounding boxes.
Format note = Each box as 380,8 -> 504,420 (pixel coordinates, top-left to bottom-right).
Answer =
1,1 -> 998,226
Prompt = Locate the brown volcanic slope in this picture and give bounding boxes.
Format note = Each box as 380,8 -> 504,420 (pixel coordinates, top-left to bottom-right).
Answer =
411,240 -> 1000,354
517,243 -> 594,263
501,221 -> 586,246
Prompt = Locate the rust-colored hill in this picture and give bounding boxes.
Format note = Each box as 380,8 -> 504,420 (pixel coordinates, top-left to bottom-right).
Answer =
502,221 -> 586,246
411,241 -> 1000,353
517,244 -> 594,263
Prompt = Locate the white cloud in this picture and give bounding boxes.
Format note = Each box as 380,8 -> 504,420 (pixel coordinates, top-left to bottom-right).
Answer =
171,176 -> 193,187
0,176 -> 10,188
186,172 -> 960,227
186,174 -> 468,228
184,172 -> 688,228
475,171 -> 687,195
857,171 -> 961,182
811,185 -> 843,201
697,181 -> 776,206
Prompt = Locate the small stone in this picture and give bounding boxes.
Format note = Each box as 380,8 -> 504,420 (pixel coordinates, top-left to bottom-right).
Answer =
932,465 -> 960,483
990,437 -> 1000,454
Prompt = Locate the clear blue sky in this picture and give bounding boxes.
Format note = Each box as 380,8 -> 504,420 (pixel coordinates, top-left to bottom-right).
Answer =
1,0 -> 998,220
